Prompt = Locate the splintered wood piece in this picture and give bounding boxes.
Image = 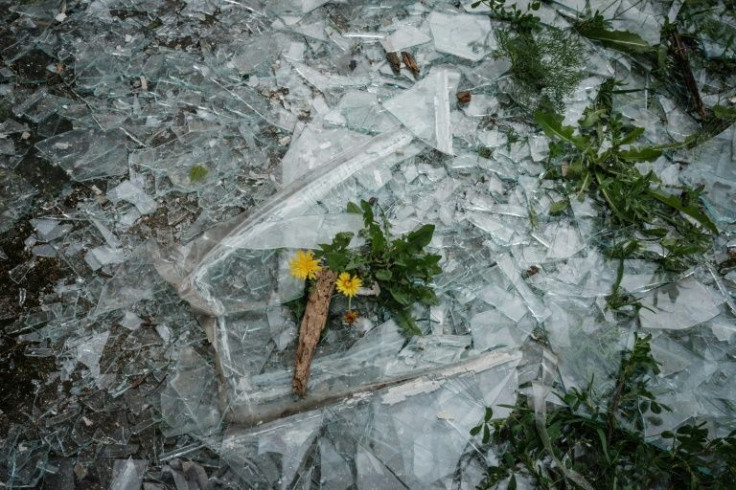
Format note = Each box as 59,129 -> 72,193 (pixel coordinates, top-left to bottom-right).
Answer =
401,51 -> 420,79
292,268 -> 338,396
386,51 -> 401,75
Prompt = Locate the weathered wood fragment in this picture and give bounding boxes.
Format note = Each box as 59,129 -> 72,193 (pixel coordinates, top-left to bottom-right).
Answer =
292,268 -> 338,396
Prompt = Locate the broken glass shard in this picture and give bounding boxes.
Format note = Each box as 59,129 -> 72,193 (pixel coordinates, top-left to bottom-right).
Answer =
118,311 -> 142,331
383,67 -> 460,154
281,125 -> 372,185
496,253 -> 551,322
356,446 -> 406,489
35,129 -> 129,181
545,222 -> 585,260
12,89 -> 71,123
640,277 -> 725,330
230,33 -> 289,77
381,25 -> 432,53
0,138 -> 15,156
160,348 -> 221,438
289,61 -> 370,94
428,11 -> 495,62
324,91 -> 401,134
94,243 -> 161,316
109,458 -> 148,490
0,170 -> 37,234
220,213 -> 364,252
75,331 -> 110,388
84,246 -> 125,271
31,244 -> 57,257
30,218 -> 71,242
107,181 -> 158,215
680,126 -> 736,221
318,439 -> 352,490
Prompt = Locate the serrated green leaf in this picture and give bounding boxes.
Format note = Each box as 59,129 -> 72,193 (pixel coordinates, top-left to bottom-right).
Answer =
346,201 -> 361,214
367,223 -> 385,253
417,288 -> 438,305
325,251 -> 348,271
534,111 -> 587,150
509,474 -> 517,490
389,288 -> 411,306
647,189 -> 718,234
396,311 -> 422,336
713,104 -> 736,121
618,126 -> 645,145
407,224 -> 435,249
375,269 -> 392,281
332,232 -> 354,249
360,199 -> 374,224
470,425 -> 482,436
549,198 -> 569,215
619,147 -> 661,162
576,25 -> 654,54
640,228 -> 668,238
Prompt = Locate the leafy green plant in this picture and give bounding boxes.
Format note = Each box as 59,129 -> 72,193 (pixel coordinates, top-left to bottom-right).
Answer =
471,334 -> 736,489
675,0 -> 736,61
473,0 -> 583,111
496,26 -> 584,112
604,240 -> 648,315
538,79 -> 717,275
305,199 -> 442,336
569,7 -> 735,149
573,11 -> 655,56
188,164 -> 208,183
472,0 -> 542,33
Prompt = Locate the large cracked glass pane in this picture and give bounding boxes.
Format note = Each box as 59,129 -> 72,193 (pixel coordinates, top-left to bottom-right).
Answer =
639,277 -> 725,331
218,349 -> 520,488
383,67 -> 460,154
428,11 -> 495,62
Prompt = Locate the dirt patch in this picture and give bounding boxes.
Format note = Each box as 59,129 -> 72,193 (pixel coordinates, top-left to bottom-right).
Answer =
0,335 -> 55,438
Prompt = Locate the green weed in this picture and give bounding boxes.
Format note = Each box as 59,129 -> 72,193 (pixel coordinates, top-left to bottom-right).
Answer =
472,335 -> 736,489
188,164 -> 208,183
313,199 -> 442,336
538,79 -> 717,277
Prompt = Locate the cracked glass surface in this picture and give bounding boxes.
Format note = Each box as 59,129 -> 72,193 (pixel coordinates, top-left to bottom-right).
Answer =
1,0 -> 735,487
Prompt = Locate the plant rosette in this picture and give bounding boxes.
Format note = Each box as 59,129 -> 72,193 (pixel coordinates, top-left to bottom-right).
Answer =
287,199 -> 443,395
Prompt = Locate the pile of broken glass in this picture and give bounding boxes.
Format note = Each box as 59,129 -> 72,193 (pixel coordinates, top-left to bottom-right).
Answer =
1,0 -> 734,487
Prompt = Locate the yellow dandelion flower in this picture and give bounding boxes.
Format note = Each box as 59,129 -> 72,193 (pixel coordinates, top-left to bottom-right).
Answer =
289,250 -> 321,280
335,272 -> 362,298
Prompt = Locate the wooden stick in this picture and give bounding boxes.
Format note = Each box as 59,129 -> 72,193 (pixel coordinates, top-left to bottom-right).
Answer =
292,268 -> 337,396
